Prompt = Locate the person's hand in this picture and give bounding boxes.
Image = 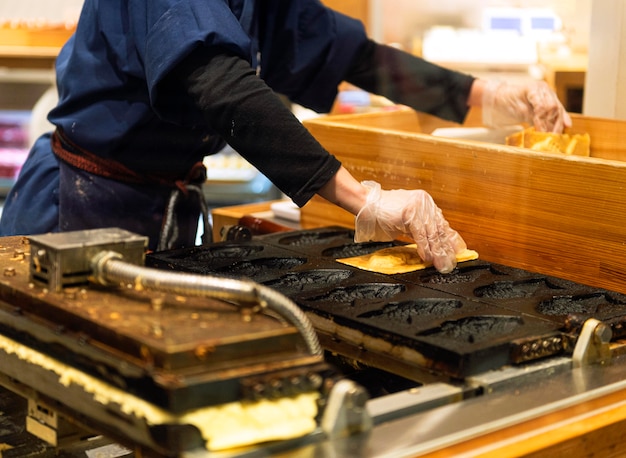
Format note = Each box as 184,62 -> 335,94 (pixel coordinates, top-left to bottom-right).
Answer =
482,80 -> 572,133
354,181 -> 467,274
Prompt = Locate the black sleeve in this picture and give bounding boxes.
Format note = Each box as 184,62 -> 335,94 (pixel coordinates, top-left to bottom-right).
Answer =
345,39 -> 476,123
174,48 -> 341,207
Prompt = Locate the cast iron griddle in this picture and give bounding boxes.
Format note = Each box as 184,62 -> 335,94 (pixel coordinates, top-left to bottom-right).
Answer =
147,227 -> 626,379
0,236 -> 323,413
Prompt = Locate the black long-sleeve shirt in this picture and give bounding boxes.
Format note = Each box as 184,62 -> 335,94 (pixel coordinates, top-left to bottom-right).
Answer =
178,40 -> 475,206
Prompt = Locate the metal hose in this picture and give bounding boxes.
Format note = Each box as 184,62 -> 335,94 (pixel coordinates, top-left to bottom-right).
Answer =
90,251 -> 322,356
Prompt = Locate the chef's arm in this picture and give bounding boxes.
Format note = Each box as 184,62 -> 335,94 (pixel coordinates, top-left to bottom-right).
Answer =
173,48 -> 344,207
345,39 -> 570,132
174,48 -> 465,273
344,39 -> 474,123
317,166 -> 368,215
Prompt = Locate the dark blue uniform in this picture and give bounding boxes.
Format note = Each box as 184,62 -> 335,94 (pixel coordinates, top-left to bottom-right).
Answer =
0,0 -> 474,249
0,1 -> 367,247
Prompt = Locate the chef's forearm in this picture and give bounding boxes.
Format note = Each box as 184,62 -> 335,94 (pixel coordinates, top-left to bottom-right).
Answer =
317,166 -> 369,216
178,48 -> 342,206
467,79 -> 487,107
344,39 -> 475,123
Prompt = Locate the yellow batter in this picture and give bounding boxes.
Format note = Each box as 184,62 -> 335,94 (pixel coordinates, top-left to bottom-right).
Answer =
337,244 -> 479,274
0,333 -> 319,452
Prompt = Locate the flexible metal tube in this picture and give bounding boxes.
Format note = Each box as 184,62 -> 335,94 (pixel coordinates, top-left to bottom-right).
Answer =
91,251 -> 322,356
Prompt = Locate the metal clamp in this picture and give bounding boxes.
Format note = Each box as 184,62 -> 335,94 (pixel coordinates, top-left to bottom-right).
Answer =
572,318 -> 612,368
321,379 -> 372,438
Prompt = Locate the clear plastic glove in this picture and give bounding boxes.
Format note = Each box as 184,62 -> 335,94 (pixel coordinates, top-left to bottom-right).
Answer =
482,80 -> 572,133
354,181 -> 467,274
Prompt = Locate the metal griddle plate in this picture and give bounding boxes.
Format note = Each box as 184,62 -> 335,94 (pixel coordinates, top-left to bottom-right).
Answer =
148,227 -> 626,380
0,236 -> 327,414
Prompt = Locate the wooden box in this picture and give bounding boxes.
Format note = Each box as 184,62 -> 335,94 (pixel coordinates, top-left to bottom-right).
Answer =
302,108 -> 626,294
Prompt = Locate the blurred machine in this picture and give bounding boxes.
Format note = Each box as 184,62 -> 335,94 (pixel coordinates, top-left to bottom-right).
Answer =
0,227 -> 625,456
422,7 -> 562,68
421,7 -> 566,89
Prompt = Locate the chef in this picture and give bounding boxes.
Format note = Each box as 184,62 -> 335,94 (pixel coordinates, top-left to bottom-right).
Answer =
0,0 -> 570,274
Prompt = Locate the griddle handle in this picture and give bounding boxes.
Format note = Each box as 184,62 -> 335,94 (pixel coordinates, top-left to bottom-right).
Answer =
565,313 -> 626,340
221,225 -> 253,242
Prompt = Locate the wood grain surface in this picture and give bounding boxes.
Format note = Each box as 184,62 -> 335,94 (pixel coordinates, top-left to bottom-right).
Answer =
303,110 -> 626,294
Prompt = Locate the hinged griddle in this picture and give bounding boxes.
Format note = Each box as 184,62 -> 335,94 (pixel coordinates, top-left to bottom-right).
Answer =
0,231 -> 333,456
0,227 -> 626,456
148,226 -> 626,381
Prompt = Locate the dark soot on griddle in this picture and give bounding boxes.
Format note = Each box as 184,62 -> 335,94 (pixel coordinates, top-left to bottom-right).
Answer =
306,283 -> 405,306
357,298 -> 463,324
424,264 -> 508,284
417,316 -> 524,344
264,269 -> 353,293
166,244 -> 264,261
474,278 -> 563,299
321,241 -> 398,258
216,257 -> 307,277
537,292 -> 626,316
278,230 -> 353,246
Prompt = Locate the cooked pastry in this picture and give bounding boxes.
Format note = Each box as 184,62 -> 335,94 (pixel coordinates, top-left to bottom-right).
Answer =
337,244 -> 479,274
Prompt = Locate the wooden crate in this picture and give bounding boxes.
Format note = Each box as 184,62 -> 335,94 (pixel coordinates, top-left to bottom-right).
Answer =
302,108 -> 626,294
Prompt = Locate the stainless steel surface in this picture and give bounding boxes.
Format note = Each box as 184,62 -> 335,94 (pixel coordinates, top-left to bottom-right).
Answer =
361,355 -> 626,457
282,348 -> 625,457
29,228 -> 147,291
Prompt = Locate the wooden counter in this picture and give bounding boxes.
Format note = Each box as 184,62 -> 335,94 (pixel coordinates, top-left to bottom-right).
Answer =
300,108 -> 626,296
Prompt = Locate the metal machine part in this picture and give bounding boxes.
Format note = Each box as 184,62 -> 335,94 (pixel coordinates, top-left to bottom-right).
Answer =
1,227 -> 626,456
29,227 -> 147,292
148,227 -> 626,381
145,226 -> 626,455
89,250 -> 321,357
321,379 -> 372,438
29,228 -> 321,358
0,230 -> 335,456
572,317 -> 612,367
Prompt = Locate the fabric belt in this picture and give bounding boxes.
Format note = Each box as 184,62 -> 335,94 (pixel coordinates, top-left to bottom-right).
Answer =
51,128 -> 206,190
51,128 -> 213,249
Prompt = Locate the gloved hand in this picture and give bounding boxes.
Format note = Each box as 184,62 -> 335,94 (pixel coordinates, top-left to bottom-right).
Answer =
482,80 -> 572,133
354,181 -> 467,274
